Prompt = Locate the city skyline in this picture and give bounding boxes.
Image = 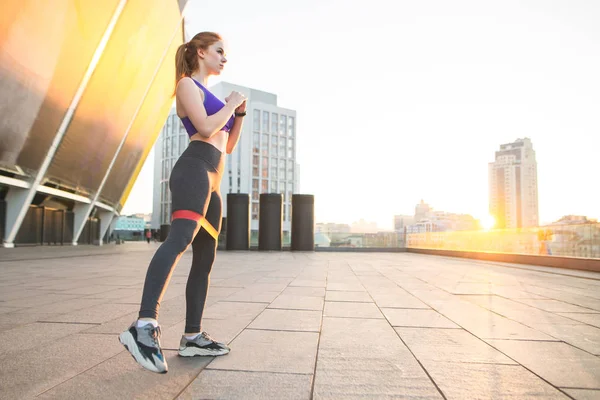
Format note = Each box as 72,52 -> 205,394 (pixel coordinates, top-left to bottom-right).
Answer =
122,0 -> 600,229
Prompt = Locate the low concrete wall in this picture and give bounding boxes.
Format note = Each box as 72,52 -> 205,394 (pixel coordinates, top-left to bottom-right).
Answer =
315,247 -> 407,253
407,248 -> 600,273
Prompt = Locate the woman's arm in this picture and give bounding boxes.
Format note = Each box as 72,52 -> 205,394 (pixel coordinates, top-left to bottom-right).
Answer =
226,115 -> 244,154
176,77 -> 236,139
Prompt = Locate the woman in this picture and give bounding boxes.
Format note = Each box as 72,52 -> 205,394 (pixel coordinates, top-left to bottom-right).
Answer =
119,32 -> 247,374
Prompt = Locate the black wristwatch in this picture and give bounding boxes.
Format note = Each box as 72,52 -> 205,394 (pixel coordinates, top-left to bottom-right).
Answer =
234,111 -> 247,117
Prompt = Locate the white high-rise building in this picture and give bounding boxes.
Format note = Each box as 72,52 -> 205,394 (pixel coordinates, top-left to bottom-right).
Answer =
488,138 -> 539,229
152,82 -> 299,244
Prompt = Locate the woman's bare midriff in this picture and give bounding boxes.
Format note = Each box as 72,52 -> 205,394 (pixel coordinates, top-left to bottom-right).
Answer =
189,131 -> 227,153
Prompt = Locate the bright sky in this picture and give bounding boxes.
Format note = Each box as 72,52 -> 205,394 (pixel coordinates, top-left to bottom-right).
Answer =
122,0 -> 599,229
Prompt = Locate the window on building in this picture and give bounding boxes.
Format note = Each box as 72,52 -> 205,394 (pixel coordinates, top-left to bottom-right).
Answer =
253,133 -> 259,154
179,134 -> 187,153
263,111 -> 270,133
252,202 -> 259,220
253,109 -> 260,132
262,157 -> 268,178
280,137 -> 286,157
261,179 -> 268,193
161,182 -> 167,202
165,136 -> 171,159
287,138 -> 294,158
261,133 -> 269,156
287,160 -> 294,180
271,135 -> 278,156
165,159 -> 171,180
271,113 -> 278,133
252,179 -> 259,200
171,135 -> 177,157
288,116 -> 295,136
271,156 -> 277,180
280,115 -> 287,135
279,159 -> 286,180
270,180 -> 277,193
280,182 -> 286,202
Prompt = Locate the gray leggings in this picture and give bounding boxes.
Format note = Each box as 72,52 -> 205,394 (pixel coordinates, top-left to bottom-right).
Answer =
139,141 -> 224,333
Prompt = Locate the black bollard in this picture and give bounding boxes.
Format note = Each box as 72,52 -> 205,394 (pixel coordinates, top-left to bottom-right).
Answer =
159,224 -> 170,242
259,193 -> 282,250
291,195 -> 315,251
226,194 -> 250,250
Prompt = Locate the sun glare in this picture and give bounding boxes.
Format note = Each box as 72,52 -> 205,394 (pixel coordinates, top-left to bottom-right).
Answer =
481,215 -> 496,231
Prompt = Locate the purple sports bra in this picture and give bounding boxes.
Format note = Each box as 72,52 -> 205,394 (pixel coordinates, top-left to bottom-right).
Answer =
180,79 -> 234,137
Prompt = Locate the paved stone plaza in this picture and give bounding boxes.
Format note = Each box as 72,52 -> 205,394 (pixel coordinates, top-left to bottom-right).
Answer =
1,243 -> 599,399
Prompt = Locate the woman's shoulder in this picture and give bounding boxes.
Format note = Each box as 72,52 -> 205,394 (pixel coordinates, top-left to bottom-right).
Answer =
176,77 -> 205,100
176,76 -> 196,90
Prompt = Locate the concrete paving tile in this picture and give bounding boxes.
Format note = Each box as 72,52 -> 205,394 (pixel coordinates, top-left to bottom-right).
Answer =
319,317 -> 406,358
491,287 -> 550,299
244,282 -> 290,292
463,296 -> 588,325
81,311 -> 140,335
268,295 -> 324,311
557,313 -> 600,328
207,329 -> 319,374
424,362 -> 569,399
0,288 -> 58,302
357,276 -> 399,289
526,323 -> 600,355
326,282 -> 366,291
314,357 -> 443,400
290,279 -> 326,287
36,350 -> 211,400
248,309 -> 322,332
282,286 -> 326,297
179,370 -> 312,400
40,303 -> 139,324
223,289 -> 281,303
314,316 -> 442,399
445,282 -> 497,295
486,339 -> 600,388
18,297 -> 110,314
205,286 -> 244,299
432,296 -> 567,339
1,293 -> 79,308
202,301 -> 267,320
396,328 -> 517,364
382,308 -> 460,328
254,276 -> 295,285
0,311 -> 62,332
0,322 -> 90,357
324,301 -> 384,319
517,299 -> 600,313
325,290 -> 372,302
369,290 -> 430,309
522,288 -> 600,312
455,311 -> 557,340
0,306 -> 22,315
61,285 -> 125,295
0,333 -> 124,399
20,280 -> 94,291
562,388 -> 600,400
83,286 -> 142,300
